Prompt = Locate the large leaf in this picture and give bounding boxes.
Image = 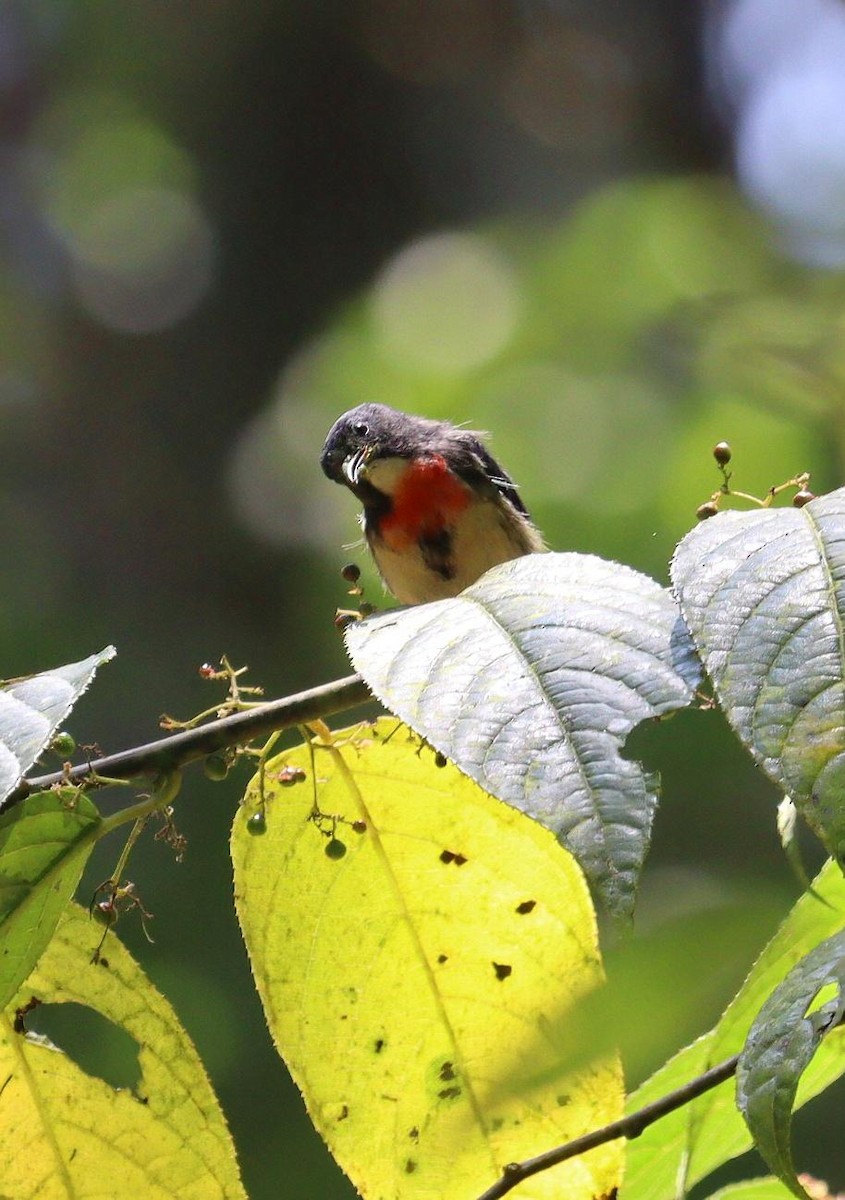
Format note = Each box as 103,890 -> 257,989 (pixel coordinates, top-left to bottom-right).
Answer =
706,1180 -> 804,1200
671,488 -> 845,862
345,552 -> 701,920
621,860 -> 845,1200
736,929 -> 845,1199
1,903 -> 245,1199
232,718 -> 625,1200
0,790 -> 101,1010
0,647 -> 116,806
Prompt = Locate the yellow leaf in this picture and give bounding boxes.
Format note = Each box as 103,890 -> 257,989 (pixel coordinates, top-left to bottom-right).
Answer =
232,718 -> 624,1200
0,903 -> 245,1200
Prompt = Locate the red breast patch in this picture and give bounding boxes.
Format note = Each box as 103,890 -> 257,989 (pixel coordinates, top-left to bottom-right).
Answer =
380,455 -> 472,550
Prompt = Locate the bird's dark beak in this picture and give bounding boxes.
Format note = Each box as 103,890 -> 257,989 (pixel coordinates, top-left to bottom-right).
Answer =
342,446 -> 372,486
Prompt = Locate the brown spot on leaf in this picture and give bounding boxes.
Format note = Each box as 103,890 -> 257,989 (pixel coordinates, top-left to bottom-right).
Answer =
515,899 -> 536,914
438,1085 -> 461,1100
405,1159 -> 418,1174
493,962 -> 513,981
439,849 -> 467,866
374,1038 -> 385,1053
437,953 -> 448,963
439,1061 -> 456,1081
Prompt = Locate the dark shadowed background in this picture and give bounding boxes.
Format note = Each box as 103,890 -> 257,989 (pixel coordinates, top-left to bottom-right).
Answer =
4,2 -> 845,1195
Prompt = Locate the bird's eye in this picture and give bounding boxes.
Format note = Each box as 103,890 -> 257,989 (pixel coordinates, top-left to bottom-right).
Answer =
351,420 -> 369,438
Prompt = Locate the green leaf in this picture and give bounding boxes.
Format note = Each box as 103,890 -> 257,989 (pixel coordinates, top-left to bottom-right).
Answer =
0,647 -> 116,805
232,718 -> 625,1200
1,903 -> 245,1199
705,1179 -> 803,1200
621,860 -> 845,1200
345,552 -> 701,920
0,790 -> 101,1010
736,929 -> 845,1199
671,488 -> 845,864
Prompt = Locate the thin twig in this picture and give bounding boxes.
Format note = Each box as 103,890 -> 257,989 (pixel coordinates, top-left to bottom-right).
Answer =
475,1054 -> 739,1200
5,673 -> 373,810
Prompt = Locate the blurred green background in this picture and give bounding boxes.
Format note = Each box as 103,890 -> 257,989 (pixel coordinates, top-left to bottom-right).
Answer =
5,1 -> 845,1196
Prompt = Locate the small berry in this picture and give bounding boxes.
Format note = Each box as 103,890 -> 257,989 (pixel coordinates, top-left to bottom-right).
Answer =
696,501 -> 719,521
325,837 -> 347,860
203,754 -> 230,781
51,731 -> 76,756
93,899 -> 118,927
793,489 -> 816,508
334,612 -> 355,631
713,442 -> 732,466
198,662 -> 217,678
352,820 -> 367,834
341,563 -> 361,583
434,752 -> 448,768
247,811 -> 267,836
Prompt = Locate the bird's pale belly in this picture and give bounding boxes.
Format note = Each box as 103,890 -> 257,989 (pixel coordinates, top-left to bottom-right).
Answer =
368,496 -> 544,604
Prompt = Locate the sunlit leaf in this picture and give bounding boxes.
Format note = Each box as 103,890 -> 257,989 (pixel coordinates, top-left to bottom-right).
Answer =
551,895 -> 786,1089
705,1178 -> 803,1200
232,718 -> 624,1200
671,487 -> 845,864
0,903 -> 245,1199
0,647 -> 116,806
736,929 -> 845,1199
345,552 -> 701,920
0,790 -> 100,1010
621,861 -> 845,1200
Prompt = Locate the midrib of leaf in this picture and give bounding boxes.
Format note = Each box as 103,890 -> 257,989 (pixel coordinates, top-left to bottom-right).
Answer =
2,1010 -> 77,1199
444,591 -> 608,863
745,564 -> 822,758
804,501 -> 845,698
3,813 -> 100,924
328,742 -> 500,1179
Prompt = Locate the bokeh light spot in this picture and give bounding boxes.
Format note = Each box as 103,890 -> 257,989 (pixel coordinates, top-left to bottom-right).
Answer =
229,387 -> 352,550
711,0 -> 845,266
737,69 -> 845,266
501,27 -> 634,151
372,232 -> 522,374
477,363 -> 668,514
477,362 -> 608,502
67,186 -> 216,333
39,111 -> 196,236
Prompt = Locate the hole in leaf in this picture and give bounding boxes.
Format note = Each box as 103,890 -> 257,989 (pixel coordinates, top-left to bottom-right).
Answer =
27,1002 -> 141,1092
805,981 -> 840,1019
804,981 -> 842,1034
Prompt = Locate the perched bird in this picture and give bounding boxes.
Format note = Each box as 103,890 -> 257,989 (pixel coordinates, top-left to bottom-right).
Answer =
320,402 -> 545,604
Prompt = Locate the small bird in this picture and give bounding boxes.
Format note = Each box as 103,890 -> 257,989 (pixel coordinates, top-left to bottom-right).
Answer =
320,403 -> 545,604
